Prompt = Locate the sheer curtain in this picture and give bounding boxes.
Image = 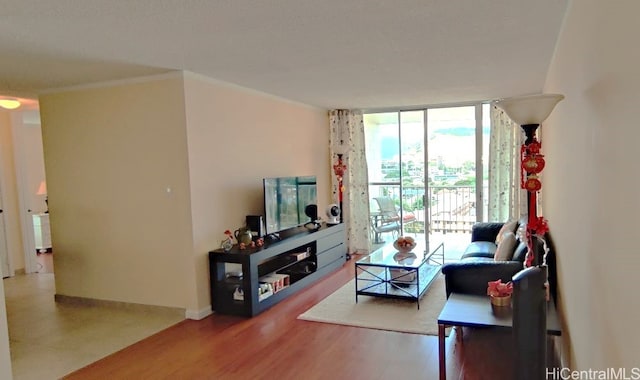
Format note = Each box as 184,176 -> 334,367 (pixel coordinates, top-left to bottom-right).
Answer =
488,105 -> 527,221
329,110 -> 371,254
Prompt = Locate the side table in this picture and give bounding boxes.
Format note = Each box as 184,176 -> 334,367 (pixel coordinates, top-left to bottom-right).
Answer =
437,293 -> 561,380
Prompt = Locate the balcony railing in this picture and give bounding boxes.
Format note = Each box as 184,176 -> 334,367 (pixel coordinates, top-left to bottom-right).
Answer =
369,184 -> 476,234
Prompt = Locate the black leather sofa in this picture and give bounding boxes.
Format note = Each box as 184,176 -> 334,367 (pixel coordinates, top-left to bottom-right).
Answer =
441,217 -> 558,298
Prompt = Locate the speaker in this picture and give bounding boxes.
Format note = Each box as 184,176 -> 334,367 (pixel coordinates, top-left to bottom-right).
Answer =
304,204 -> 318,221
246,215 -> 265,238
326,204 -> 340,225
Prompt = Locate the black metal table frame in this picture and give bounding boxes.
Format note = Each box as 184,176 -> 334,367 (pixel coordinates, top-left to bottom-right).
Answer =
355,242 -> 444,309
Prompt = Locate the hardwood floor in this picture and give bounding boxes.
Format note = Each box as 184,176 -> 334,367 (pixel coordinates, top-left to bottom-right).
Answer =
64,256 -> 514,380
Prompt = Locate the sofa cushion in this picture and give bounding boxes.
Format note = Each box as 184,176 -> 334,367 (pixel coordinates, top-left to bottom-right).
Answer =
496,219 -> 518,244
512,241 -> 528,262
462,241 -> 496,259
494,231 -> 517,261
471,222 -> 505,242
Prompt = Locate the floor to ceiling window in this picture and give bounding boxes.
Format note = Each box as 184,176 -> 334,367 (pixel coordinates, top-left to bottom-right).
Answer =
364,104 -> 490,251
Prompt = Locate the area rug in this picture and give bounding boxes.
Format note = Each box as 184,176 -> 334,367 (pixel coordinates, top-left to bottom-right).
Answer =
298,274 -> 448,336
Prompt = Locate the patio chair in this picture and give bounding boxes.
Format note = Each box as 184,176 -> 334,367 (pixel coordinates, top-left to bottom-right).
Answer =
373,197 -> 417,236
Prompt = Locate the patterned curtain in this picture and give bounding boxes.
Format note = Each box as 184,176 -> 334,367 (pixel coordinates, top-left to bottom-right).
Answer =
329,110 -> 371,254
488,105 -> 527,221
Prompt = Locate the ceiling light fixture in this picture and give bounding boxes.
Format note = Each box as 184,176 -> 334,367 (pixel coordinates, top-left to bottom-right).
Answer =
0,99 -> 21,110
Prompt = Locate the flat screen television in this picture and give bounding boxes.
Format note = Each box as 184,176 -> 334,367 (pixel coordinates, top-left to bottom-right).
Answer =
263,175 -> 317,237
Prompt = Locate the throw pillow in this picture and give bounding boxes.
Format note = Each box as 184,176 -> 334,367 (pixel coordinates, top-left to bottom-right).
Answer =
494,231 -> 517,261
495,219 -> 518,244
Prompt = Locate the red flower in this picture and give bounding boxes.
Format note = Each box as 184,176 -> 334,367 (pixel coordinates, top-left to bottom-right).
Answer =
487,279 -> 513,297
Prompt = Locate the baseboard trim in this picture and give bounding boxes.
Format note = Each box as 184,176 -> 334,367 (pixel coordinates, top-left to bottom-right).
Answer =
185,306 -> 213,320
54,294 -> 185,319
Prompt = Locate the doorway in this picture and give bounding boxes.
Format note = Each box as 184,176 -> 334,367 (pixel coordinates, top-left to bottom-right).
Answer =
0,106 -> 50,276
0,186 -> 9,278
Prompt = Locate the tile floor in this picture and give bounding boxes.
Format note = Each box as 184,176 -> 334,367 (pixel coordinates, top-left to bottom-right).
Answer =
4,273 -> 185,380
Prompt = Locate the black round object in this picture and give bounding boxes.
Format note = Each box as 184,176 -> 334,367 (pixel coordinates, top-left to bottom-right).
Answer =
305,204 -> 318,220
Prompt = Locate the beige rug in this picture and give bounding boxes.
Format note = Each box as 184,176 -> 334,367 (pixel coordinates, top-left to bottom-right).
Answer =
298,274 -> 448,336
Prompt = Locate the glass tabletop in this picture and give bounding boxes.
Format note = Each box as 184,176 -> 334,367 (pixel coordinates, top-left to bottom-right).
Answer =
358,240 -> 443,269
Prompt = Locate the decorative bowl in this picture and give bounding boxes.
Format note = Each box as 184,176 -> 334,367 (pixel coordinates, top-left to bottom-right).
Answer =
393,252 -> 417,265
393,237 -> 416,253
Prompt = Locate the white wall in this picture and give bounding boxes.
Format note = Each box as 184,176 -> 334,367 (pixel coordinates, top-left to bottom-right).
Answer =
0,111 -> 25,274
37,72 -> 331,316
182,73 -> 330,312
40,75 -> 195,308
543,0 -> 640,370
15,111 -> 47,215
0,275 -> 12,379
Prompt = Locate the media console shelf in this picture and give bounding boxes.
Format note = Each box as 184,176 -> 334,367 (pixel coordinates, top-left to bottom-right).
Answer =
209,223 -> 346,317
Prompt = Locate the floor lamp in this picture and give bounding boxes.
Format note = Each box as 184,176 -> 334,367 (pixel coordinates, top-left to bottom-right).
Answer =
494,93 -> 564,267
494,93 -> 564,380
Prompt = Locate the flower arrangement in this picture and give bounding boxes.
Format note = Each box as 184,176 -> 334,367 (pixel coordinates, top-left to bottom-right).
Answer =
221,230 -> 234,252
487,279 -> 513,298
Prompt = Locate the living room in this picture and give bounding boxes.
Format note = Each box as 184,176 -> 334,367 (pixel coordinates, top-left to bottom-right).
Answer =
1,0 -> 639,378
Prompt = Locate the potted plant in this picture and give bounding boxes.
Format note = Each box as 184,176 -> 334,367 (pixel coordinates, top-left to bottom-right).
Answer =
487,279 -> 513,307
221,230 -> 234,252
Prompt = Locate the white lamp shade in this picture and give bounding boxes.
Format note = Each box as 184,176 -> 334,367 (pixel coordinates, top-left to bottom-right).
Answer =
494,94 -> 564,126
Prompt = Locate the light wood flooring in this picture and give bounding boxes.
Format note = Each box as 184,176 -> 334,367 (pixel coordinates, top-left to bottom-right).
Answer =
65,255 -> 516,380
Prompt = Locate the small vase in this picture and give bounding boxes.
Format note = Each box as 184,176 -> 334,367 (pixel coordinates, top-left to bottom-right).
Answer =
221,239 -> 233,252
490,294 -> 511,307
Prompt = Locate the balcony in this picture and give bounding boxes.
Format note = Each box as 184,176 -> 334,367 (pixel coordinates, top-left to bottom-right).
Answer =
369,184 -> 477,261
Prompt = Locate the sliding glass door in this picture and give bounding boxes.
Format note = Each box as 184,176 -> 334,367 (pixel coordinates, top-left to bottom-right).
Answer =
364,105 -> 489,252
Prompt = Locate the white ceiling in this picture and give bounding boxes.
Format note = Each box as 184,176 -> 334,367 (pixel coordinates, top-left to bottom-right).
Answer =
0,0 -> 568,110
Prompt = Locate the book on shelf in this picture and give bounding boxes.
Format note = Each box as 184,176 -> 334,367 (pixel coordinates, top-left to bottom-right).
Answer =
259,273 -> 290,293
234,283 -> 276,302
290,247 -> 311,261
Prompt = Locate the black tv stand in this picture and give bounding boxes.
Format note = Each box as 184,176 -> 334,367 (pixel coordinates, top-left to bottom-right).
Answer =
208,223 -> 346,317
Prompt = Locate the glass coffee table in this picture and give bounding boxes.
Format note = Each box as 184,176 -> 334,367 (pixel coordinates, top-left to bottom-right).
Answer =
355,240 -> 444,309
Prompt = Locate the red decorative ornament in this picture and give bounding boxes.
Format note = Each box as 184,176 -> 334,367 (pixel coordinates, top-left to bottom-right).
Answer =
333,155 -> 347,201
529,217 -> 550,236
524,177 -> 542,191
333,159 -> 346,181
527,141 -> 542,154
522,155 -> 545,174
520,138 -> 546,268
333,153 -> 347,223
